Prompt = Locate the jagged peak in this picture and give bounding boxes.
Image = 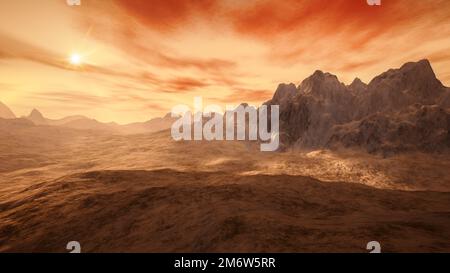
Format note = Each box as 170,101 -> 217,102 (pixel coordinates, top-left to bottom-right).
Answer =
400,59 -> 433,72
272,83 -> 297,102
302,70 -> 342,86
26,108 -> 47,125
277,83 -> 296,89
312,70 -> 324,76
369,59 -> 440,87
0,100 -> 16,119
350,77 -> 366,86
299,70 -> 346,96
349,77 -> 368,92
163,112 -> 173,119
29,108 -> 43,117
310,70 -> 339,80
232,103 -> 257,112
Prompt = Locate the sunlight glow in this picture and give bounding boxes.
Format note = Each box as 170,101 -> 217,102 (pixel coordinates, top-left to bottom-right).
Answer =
69,54 -> 82,65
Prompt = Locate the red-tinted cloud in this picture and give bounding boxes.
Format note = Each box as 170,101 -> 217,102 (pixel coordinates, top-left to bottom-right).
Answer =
114,0 -> 218,32
228,0 -> 447,40
214,87 -> 273,104
155,53 -> 236,72
165,76 -> 210,92
110,0 -> 450,68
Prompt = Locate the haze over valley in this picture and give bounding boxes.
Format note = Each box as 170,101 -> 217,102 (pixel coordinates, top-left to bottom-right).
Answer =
1,60 -> 449,252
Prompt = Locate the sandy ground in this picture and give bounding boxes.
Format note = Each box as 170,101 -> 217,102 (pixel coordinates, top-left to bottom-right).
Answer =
0,127 -> 449,252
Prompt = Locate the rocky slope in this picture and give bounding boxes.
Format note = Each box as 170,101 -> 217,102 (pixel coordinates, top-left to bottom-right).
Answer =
21,108 -> 175,134
267,60 -> 450,154
0,101 -> 15,119
328,104 -> 450,155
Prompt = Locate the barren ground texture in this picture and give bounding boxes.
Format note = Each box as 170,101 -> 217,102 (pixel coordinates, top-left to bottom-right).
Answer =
0,127 -> 449,252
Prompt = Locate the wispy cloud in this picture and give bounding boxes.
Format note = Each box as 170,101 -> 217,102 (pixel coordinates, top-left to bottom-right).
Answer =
1,0 -> 449,123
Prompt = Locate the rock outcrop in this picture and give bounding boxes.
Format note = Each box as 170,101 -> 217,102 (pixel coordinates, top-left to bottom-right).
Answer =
266,60 -> 450,154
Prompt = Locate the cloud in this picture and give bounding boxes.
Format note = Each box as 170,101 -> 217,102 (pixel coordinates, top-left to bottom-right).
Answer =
0,32 -> 141,80
0,32 -> 214,95
335,59 -> 379,72
214,87 -> 273,104
164,77 -> 210,92
29,91 -> 112,107
114,0 -> 219,32
227,0 -> 450,68
426,49 -> 450,64
2,0 -> 450,123
155,53 -> 236,72
228,0 -> 447,40
0,33 -> 69,69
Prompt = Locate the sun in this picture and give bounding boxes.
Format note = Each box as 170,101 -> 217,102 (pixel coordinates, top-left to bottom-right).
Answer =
69,53 -> 82,65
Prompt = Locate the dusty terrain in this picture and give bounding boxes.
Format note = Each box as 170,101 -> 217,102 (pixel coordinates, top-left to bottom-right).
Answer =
0,126 -> 449,252
1,60 -> 450,252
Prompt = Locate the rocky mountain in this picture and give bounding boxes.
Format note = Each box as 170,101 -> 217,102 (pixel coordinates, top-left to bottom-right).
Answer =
121,113 -> 177,134
0,117 -> 34,130
266,59 -> 450,154
2,59 -> 448,155
271,83 -> 297,104
265,70 -> 356,148
0,101 -> 16,119
49,115 -> 90,126
19,107 -> 174,134
348,78 -> 367,94
328,104 -> 450,155
27,109 -> 48,125
24,109 -> 119,132
355,59 -> 447,118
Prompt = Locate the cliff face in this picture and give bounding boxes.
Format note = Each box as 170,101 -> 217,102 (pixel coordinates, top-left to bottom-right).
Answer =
327,105 -> 450,155
265,60 -> 450,154
355,59 -> 446,118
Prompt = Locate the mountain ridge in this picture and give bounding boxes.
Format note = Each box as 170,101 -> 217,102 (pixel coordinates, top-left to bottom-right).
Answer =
267,59 -> 450,154
0,101 -> 16,119
2,59 -> 449,154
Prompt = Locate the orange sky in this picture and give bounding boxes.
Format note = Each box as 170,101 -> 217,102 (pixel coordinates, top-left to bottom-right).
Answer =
0,0 -> 449,123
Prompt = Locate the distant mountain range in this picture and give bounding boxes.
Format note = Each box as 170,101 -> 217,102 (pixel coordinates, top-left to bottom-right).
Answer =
265,59 -> 450,154
0,103 -> 176,135
1,59 -> 449,154
0,101 -> 16,119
